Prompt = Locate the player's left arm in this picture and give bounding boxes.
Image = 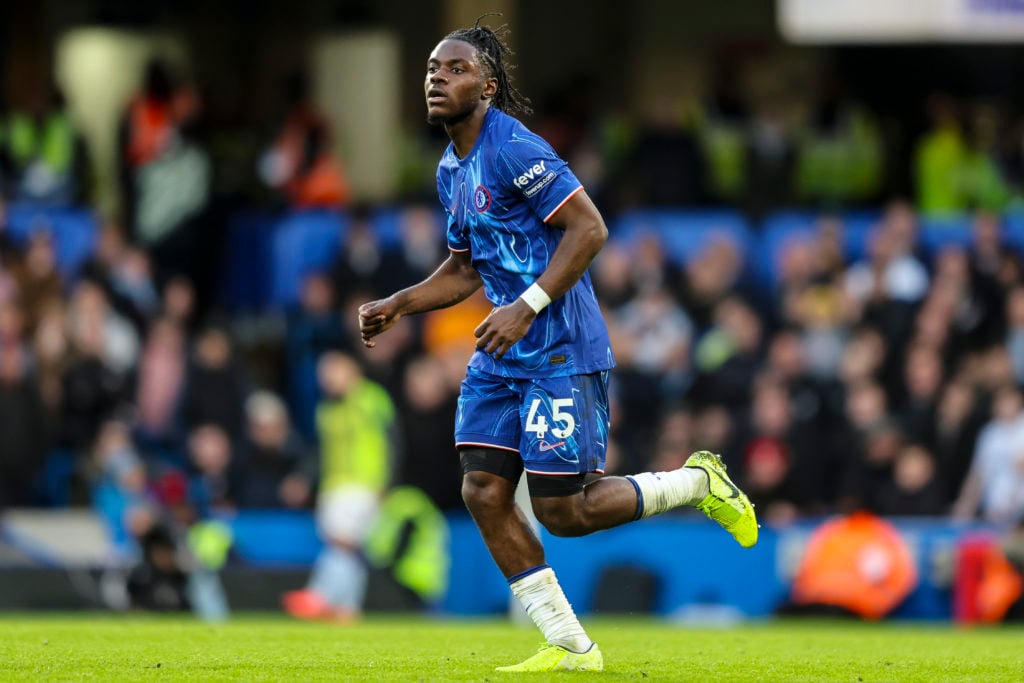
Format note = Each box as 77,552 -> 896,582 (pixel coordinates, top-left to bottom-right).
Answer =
474,189 -> 607,358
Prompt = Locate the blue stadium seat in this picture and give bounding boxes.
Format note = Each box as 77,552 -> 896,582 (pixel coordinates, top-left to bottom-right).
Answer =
611,209 -> 754,269
1000,212 -> 1024,254
918,214 -> 972,257
6,203 -> 97,278
269,210 -> 349,307
368,207 -> 406,248
222,212 -> 279,312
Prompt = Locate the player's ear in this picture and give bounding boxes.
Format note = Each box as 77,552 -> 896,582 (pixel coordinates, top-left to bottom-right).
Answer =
482,77 -> 498,101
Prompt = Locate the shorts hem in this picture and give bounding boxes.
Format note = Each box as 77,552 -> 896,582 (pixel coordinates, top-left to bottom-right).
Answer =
455,440 -> 520,453
523,466 -> 605,476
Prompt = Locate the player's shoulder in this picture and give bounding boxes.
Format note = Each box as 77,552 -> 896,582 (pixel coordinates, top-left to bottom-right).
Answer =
489,109 -> 554,155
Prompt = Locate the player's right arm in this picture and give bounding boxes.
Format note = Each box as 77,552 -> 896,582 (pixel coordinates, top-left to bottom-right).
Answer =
358,250 -> 481,348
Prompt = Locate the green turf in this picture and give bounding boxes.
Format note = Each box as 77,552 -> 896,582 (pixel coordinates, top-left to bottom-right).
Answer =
0,614 -> 1021,681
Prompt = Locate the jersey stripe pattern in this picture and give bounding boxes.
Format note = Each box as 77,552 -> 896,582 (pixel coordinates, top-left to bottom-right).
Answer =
437,108 -> 615,379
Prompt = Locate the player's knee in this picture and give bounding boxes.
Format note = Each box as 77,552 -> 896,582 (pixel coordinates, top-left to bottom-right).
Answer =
461,471 -> 508,515
533,501 -> 589,537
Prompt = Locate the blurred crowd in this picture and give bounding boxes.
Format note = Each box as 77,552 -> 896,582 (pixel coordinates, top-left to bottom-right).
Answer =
595,202 -> 1024,527
2,56 -> 1024,568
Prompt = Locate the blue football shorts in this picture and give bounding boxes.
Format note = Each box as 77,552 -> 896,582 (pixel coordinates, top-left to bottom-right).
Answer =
454,367 -> 611,475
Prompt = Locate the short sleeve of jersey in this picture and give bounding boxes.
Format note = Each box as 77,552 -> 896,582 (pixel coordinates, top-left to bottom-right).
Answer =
444,208 -> 469,252
496,135 -> 583,223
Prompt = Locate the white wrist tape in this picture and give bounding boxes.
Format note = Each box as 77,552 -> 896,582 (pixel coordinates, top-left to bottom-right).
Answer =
519,282 -> 552,314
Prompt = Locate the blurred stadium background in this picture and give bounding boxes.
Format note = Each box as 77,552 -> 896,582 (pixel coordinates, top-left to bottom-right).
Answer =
2,0 -> 1024,631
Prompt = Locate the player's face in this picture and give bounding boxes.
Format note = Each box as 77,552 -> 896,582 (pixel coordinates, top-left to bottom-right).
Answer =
425,39 -> 494,125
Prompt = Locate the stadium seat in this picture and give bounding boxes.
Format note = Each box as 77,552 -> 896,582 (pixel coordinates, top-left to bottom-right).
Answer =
6,203 -> 98,279
269,210 -> 349,307
611,209 -> 754,269
1001,212 -> 1024,254
368,207 -> 407,248
918,214 -> 972,257
222,212 -> 279,312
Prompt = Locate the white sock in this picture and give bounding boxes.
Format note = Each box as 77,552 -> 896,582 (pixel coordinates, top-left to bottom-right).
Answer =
627,467 -> 709,519
509,566 -> 592,654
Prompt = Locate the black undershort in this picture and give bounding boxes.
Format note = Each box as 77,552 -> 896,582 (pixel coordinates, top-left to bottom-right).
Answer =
459,447 -> 586,497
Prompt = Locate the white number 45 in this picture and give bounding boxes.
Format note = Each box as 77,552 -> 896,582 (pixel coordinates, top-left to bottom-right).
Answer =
525,398 -> 576,439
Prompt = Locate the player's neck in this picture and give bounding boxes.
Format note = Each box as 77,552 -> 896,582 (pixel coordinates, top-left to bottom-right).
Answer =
445,105 -> 490,159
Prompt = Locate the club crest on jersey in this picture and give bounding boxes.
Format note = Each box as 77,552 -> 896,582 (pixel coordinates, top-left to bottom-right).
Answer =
474,185 -> 491,212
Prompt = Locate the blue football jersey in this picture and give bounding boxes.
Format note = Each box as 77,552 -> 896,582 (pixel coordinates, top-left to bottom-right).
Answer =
437,108 -> 615,379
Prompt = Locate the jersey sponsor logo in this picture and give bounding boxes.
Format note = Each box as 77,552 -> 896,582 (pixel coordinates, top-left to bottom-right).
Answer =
513,160 -> 549,189
474,185 -> 491,212
523,171 -> 556,198
538,440 -> 566,452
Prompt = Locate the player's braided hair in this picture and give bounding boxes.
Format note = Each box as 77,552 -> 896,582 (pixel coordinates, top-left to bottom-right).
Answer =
445,15 -> 532,117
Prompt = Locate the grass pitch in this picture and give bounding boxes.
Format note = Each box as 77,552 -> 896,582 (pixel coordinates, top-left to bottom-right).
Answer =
0,614 -> 1021,681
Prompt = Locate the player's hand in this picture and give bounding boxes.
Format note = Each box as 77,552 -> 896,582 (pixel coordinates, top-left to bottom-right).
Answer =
474,299 -> 536,359
358,297 -> 402,348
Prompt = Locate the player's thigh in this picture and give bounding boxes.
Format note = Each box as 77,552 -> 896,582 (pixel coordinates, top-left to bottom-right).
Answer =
518,370 -> 610,478
455,367 -> 524,462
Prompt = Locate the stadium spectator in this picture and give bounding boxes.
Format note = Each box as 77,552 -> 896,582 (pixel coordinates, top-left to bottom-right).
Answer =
330,207 -> 391,299
692,295 -> 764,410
646,406 -> 696,474
182,324 -> 251,439
845,204 -> 929,311
118,59 -> 210,285
13,229 -> 62,334
395,354 -> 462,512
30,300 -> 69,414
608,282 -> 694,461
1008,286 -> 1024,385
961,102 -> 1013,212
0,196 -> 14,265
78,220 -> 153,334
257,71 -> 349,209
160,275 -> 198,337
762,327 -> 838,427
185,423 -> 237,517
0,331 -> 50,507
896,343 -> 945,445
390,205 -> 447,290
234,391 -> 314,510
285,272 -> 345,440
90,418 -> 153,556
914,93 -> 969,214
848,419 -> 906,514
282,351 -> 395,623
953,384 -> 1024,524
737,379 -> 827,521
743,95 -> 796,219
927,378 -> 984,503
1,84 -> 87,205
133,317 -> 188,460
615,97 -> 703,207
59,292 -> 131,457
67,278 -> 139,376
590,241 -> 636,310
875,443 -> 947,516
126,525 -> 190,612
677,235 -> 744,330
795,72 -> 884,208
